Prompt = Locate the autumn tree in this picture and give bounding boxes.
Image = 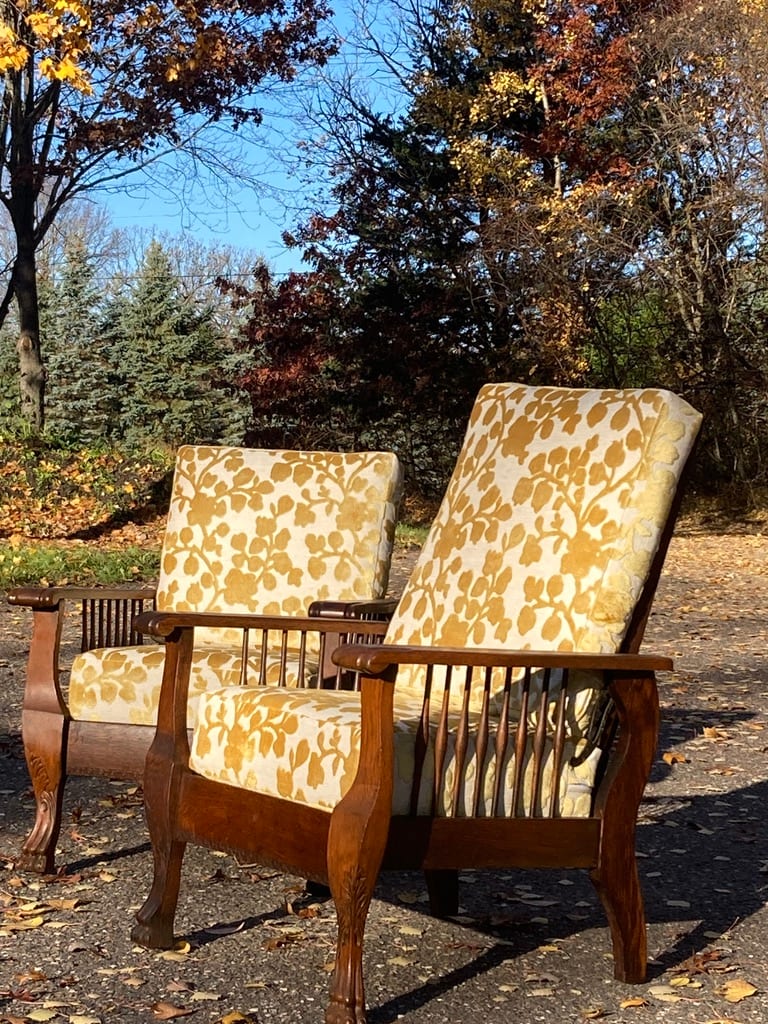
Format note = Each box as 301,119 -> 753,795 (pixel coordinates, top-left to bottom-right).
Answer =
0,0 -> 335,430
236,0 -> 670,489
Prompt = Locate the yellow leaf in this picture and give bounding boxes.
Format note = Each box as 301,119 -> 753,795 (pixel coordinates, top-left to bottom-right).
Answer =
718,978 -> 758,1002
662,751 -> 688,765
619,996 -> 649,1008
4,914 -> 45,930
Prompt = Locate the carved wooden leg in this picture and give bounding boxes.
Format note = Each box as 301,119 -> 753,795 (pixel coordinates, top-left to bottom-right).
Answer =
20,709 -> 68,874
326,862 -> 374,1024
590,674 -> 657,983
425,869 -> 459,918
131,748 -> 187,950
325,676 -> 395,1024
590,854 -> 647,983
131,836 -> 186,949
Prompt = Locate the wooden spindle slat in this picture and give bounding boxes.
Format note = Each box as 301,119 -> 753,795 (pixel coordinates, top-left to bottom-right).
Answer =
297,630 -> 308,689
431,666 -> 452,816
530,669 -> 552,816
239,630 -> 250,686
472,666 -> 493,816
259,629 -> 269,685
548,669 -> 569,817
450,666 -> 473,817
509,667 -> 531,817
409,666 -> 434,815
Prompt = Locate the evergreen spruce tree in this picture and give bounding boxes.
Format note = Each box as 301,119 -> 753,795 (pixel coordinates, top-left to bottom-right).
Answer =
45,240 -> 120,442
117,241 -> 249,448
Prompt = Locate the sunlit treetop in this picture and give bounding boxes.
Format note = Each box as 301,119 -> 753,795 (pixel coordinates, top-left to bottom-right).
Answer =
0,0 -> 93,92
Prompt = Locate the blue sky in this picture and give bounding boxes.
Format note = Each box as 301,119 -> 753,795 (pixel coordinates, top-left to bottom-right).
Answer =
96,0 -> 408,279
101,164 -> 306,277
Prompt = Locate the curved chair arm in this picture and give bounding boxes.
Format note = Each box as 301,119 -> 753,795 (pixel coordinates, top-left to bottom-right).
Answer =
332,643 -> 671,675
308,598 -> 399,621
8,585 -> 158,717
9,585 -> 157,653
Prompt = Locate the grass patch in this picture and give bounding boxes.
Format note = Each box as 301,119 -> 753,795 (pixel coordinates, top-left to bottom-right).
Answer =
395,522 -> 429,548
0,542 -> 161,588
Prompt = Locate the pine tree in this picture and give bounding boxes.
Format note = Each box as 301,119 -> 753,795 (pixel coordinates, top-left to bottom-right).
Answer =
45,240 -> 120,442
117,241 -> 249,448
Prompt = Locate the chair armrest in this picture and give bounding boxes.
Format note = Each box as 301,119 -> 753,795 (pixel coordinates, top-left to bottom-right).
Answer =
308,598 -> 398,622
8,585 -> 157,656
134,609 -> 388,639
9,585 -> 158,718
8,585 -> 156,609
332,644 -> 672,676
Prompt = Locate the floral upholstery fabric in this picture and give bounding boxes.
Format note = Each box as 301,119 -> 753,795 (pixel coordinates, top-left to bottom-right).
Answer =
191,685 -> 602,816
68,447 -> 403,724
189,385 -> 701,818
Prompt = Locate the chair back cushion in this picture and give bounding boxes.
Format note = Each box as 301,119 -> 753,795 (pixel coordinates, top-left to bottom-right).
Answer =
386,384 -> 701,699
157,446 -> 403,642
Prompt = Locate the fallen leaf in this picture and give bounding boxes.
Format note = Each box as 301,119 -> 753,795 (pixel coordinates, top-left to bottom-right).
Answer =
156,940 -> 192,962
647,984 -> 683,1003
703,727 -> 729,740
663,751 -> 689,765
151,1002 -> 196,1020
619,996 -> 649,1008
718,978 -> 758,1002
3,916 -> 46,931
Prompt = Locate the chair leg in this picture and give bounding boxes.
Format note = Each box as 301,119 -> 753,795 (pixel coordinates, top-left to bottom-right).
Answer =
131,758 -> 187,950
19,710 -> 68,874
325,863 -> 374,1024
325,802 -> 389,1023
589,855 -> 647,983
131,837 -> 186,949
425,869 -> 459,917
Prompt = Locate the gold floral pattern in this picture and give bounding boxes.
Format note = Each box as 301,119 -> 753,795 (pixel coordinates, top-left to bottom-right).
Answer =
189,386 -> 701,818
68,447 -> 403,724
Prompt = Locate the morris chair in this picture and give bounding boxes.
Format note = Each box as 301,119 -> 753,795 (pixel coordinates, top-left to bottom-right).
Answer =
131,384 -> 702,1024
8,445 -> 403,873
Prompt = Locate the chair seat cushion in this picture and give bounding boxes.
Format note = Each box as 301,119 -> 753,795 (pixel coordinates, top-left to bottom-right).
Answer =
68,644 -> 318,726
189,685 -> 602,817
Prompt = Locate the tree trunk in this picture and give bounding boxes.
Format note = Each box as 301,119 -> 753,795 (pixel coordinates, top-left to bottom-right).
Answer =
14,233 -> 45,431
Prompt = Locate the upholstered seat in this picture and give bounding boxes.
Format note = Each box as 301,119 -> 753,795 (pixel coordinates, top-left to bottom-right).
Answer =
9,445 -> 402,872
131,384 -> 702,1024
